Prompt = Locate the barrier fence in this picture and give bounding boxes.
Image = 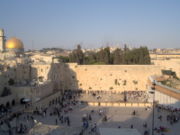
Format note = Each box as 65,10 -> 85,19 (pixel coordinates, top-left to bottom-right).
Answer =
87,102 -> 152,107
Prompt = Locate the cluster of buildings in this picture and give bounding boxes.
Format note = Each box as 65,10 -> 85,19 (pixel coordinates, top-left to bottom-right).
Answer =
0,29 -> 62,109
151,48 -> 180,54
0,29 -> 179,112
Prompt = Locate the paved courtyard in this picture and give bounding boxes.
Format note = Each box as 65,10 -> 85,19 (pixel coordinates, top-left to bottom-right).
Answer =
1,102 -> 179,135
0,90 -> 179,135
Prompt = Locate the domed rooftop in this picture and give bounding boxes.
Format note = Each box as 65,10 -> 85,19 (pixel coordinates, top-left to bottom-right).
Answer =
6,37 -> 24,50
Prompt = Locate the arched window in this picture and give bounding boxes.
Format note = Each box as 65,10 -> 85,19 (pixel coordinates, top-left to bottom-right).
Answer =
6,102 -> 10,108
12,100 -> 15,106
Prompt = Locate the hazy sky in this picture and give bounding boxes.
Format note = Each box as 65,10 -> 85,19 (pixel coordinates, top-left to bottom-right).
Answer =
0,0 -> 180,50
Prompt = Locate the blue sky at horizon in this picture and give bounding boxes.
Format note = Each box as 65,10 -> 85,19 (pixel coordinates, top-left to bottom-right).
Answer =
0,0 -> 180,50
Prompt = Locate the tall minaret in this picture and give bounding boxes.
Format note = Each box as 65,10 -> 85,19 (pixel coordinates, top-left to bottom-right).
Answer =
0,29 -> 5,52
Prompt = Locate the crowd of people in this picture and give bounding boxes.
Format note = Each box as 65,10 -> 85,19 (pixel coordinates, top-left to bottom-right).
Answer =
0,105 -> 9,119
156,104 -> 180,112
0,89 -> 179,135
156,104 -> 180,125
80,90 -> 149,103
123,91 -> 148,102
80,91 -> 124,102
0,111 -> 33,134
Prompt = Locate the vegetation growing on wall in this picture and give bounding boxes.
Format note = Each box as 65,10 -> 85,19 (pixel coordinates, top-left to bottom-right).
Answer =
133,80 -> 138,85
161,70 -> 179,79
114,79 -> 118,85
58,56 -> 69,63
123,80 -> 127,86
161,77 -> 180,90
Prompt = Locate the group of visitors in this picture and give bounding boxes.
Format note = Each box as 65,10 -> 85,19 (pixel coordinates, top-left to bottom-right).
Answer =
79,108 -> 107,135
0,111 -> 35,135
0,89 -> 179,135
123,91 -> 148,102
156,104 -> 180,125
0,105 -> 12,119
156,104 -> 180,112
81,90 -> 149,103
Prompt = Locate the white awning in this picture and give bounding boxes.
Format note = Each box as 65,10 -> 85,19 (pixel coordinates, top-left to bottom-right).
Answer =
23,98 -> 31,102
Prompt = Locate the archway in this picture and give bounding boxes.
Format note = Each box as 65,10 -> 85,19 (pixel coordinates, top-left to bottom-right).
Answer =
12,100 -> 15,106
52,99 -> 55,104
0,104 -> 4,111
49,101 -> 52,106
6,102 -> 10,108
55,98 -> 58,104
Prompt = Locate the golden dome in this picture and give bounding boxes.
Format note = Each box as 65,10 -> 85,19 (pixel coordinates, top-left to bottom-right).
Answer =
6,37 -> 24,49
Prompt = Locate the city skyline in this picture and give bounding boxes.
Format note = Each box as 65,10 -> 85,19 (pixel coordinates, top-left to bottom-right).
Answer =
0,0 -> 180,50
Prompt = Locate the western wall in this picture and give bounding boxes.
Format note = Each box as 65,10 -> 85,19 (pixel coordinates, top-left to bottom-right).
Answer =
1,57 -> 179,106
28,63 -> 163,92
64,63 -> 162,92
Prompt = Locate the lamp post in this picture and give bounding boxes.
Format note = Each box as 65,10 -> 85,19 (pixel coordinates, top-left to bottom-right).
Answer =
152,80 -> 156,135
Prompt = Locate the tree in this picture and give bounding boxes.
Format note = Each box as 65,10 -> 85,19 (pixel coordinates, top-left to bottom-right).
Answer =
69,45 -> 151,65
112,48 -> 123,64
83,51 -> 97,64
123,46 -> 151,64
76,45 -> 84,64
103,47 -> 111,64
69,52 -> 76,62
58,56 -> 69,63
69,45 -> 84,64
97,47 -> 111,64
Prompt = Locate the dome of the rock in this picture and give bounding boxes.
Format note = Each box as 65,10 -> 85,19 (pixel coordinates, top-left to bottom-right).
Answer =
5,37 -> 24,52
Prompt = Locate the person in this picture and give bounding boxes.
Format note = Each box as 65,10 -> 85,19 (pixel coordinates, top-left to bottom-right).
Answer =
144,130 -> 149,135
79,129 -> 84,135
67,117 -> 70,126
88,114 -> 92,121
158,115 -> 162,121
55,118 -> 58,125
132,110 -> 136,115
91,110 -> 94,113
143,122 -> 147,128
93,123 -> 97,132
131,124 -> 133,128
103,115 -> 107,122
59,115 -> 64,124
8,129 -> 12,135
99,109 -> 103,116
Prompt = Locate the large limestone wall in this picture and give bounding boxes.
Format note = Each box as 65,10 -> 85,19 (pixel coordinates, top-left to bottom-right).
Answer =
31,63 -> 77,91
0,64 -> 31,94
31,64 -> 51,81
67,64 -> 162,92
10,81 -> 54,103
